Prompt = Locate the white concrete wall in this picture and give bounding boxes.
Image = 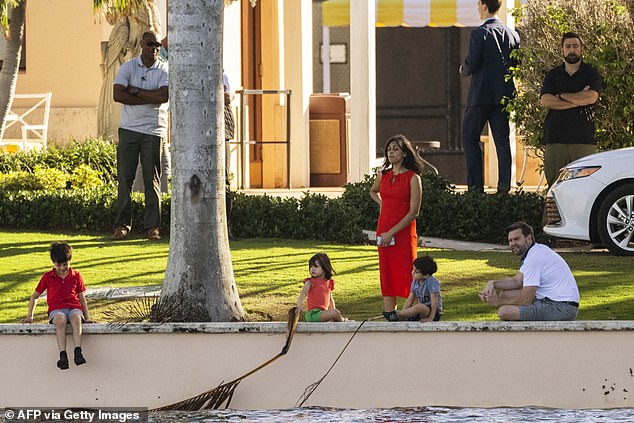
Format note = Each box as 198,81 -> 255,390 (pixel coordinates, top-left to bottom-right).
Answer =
1,321 -> 634,410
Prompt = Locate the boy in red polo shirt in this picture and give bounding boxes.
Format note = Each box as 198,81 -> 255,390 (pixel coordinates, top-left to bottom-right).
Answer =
22,242 -> 93,370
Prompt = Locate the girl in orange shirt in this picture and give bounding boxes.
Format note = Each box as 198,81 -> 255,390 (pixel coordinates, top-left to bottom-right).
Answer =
296,253 -> 344,322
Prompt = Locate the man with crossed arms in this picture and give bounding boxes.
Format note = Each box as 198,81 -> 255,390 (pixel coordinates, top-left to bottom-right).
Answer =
112,30 -> 168,241
539,31 -> 601,187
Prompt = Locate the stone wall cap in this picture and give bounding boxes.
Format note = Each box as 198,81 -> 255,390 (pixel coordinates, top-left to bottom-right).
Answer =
2,320 -> 634,335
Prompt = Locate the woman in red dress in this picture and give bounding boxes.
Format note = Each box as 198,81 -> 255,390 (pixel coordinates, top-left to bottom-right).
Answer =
369,135 -> 423,318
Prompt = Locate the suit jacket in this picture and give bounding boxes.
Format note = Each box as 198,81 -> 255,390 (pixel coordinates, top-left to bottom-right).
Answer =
463,18 -> 520,107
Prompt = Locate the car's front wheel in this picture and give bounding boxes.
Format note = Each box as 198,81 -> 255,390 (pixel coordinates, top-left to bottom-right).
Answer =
597,183 -> 634,256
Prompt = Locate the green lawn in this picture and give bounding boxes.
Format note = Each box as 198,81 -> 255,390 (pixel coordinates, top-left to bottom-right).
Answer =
0,229 -> 632,323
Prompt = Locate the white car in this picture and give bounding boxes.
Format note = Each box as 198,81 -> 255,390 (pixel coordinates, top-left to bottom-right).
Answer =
544,147 -> 634,256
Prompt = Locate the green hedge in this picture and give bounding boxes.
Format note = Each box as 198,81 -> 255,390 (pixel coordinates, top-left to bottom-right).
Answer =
231,192 -> 368,244
0,187 -> 171,234
0,138 -> 544,243
0,172 -> 544,244
340,173 -> 545,244
423,190 -> 544,243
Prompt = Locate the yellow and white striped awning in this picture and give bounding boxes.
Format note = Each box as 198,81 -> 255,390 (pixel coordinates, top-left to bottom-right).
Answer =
322,0 -> 523,28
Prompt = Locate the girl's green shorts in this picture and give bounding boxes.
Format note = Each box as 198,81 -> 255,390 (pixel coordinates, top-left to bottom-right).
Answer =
305,309 -> 322,322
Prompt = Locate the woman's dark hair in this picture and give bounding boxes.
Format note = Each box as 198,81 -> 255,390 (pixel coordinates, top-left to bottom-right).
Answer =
380,134 -> 425,175
50,242 -> 72,264
309,252 -> 335,280
413,255 -> 437,276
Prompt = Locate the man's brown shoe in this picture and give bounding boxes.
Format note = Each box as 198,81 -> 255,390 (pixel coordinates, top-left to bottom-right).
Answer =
112,226 -> 129,240
147,228 -> 161,240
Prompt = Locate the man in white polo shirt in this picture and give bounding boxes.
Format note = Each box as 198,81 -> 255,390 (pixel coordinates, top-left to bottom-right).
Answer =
479,221 -> 580,321
112,31 -> 168,241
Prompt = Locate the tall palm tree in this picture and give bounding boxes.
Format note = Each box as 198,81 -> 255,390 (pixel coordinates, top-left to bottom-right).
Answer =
0,0 -> 25,141
161,0 -> 243,321
95,0 -> 244,321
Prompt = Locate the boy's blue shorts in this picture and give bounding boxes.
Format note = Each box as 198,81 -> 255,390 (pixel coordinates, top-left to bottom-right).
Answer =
48,308 -> 84,324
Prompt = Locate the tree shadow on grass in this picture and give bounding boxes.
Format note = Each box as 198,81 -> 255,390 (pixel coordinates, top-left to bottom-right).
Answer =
0,236 -> 167,260
577,298 -> 634,320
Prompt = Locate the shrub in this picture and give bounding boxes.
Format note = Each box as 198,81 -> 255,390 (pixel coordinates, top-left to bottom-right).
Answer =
420,189 -> 544,244
0,165 -> 105,191
340,174 -> 380,230
0,167 -> 67,191
0,135 -> 545,243
508,0 -> 634,150
70,164 -> 105,189
0,187 -> 171,233
297,194 -> 367,243
341,172 -> 544,244
230,192 -> 367,244
0,168 -> 543,244
0,138 -> 117,182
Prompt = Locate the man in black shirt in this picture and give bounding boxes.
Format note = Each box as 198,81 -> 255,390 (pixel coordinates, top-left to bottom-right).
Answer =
540,32 -> 602,187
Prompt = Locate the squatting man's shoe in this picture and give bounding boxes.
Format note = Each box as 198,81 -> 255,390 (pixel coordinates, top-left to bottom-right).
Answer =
383,311 -> 399,322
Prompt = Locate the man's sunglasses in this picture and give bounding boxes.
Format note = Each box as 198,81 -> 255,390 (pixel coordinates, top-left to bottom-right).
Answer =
145,41 -> 162,48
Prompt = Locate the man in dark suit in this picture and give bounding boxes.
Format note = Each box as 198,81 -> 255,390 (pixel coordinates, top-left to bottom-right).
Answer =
461,0 -> 520,193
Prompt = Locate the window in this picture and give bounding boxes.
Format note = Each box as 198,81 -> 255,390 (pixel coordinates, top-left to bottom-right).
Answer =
319,43 -> 347,64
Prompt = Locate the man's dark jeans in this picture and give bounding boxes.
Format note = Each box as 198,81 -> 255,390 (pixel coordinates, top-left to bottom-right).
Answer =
462,104 -> 511,193
115,128 -> 162,230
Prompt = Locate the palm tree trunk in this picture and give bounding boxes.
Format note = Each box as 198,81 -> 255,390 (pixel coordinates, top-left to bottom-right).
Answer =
0,1 -> 25,141
162,0 -> 244,321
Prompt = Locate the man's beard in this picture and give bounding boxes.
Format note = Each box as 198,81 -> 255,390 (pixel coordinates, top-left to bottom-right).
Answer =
564,54 -> 581,64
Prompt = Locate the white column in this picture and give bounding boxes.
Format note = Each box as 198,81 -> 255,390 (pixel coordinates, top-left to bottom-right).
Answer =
283,0 -> 312,188
349,0 -> 376,183
322,26 -> 331,94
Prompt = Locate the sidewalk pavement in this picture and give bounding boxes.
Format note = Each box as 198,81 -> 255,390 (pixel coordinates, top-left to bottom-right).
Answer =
84,285 -> 160,300
364,230 -> 605,253
421,236 -> 606,254
364,229 -> 507,252
421,237 -> 508,252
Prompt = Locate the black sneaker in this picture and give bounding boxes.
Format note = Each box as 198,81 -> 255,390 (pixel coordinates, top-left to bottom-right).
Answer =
383,311 -> 400,322
74,347 -> 86,366
408,314 -> 422,321
57,351 -> 69,370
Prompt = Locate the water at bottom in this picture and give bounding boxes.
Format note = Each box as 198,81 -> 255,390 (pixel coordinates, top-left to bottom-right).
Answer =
150,406 -> 634,423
